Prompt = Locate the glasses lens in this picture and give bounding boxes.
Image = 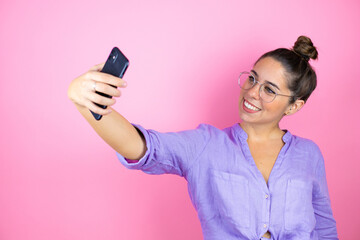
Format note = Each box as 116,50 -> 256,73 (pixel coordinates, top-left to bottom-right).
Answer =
260,84 -> 276,102
238,72 -> 255,90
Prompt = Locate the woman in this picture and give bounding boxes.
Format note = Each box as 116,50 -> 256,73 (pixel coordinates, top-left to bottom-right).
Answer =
68,36 -> 338,239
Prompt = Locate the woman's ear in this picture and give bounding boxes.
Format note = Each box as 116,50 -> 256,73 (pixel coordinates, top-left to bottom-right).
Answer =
285,99 -> 305,116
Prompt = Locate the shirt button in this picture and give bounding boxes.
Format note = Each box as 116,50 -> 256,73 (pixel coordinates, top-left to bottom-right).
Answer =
263,224 -> 267,228
265,194 -> 269,199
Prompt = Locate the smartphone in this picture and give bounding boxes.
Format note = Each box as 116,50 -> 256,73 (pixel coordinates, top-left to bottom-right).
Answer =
90,47 -> 129,120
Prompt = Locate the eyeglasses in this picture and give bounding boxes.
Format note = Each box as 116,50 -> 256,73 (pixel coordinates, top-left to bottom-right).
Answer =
238,71 -> 293,103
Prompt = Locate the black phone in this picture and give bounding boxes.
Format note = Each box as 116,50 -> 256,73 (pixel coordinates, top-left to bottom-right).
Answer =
90,47 -> 129,120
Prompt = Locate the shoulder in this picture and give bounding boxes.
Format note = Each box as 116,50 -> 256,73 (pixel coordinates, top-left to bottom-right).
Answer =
164,123 -> 240,146
291,134 -> 320,151
288,134 -> 326,178
195,123 -> 238,139
290,134 -> 323,157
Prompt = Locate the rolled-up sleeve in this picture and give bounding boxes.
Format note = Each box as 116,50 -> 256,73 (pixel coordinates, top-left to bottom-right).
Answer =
312,144 -> 338,239
117,124 -> 211,178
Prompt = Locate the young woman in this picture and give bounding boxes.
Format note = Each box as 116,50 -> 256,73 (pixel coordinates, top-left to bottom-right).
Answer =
68,36 -> 338,239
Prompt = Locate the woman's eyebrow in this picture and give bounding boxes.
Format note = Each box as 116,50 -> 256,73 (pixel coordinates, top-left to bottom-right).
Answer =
251,70 -> 281,90
250,70 -> 258,77
266,81 -> 280,90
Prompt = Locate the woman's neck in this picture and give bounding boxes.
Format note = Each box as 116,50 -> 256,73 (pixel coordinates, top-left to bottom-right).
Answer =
239,121 -> 285,142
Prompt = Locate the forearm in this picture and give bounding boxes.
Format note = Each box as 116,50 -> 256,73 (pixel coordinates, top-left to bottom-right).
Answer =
75,104 -> 146,160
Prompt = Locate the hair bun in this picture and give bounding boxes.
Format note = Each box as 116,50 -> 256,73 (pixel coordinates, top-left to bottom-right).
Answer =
293,35 -> 318,61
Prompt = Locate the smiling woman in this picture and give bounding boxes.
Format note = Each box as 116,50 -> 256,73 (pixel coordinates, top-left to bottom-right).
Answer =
68,36 -> 338,240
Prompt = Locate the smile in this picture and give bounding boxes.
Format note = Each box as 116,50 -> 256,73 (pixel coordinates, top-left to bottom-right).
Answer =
243,99 -> 261,112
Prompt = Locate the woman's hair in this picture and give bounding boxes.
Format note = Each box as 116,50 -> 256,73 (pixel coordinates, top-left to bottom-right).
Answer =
255,36 -> 318,104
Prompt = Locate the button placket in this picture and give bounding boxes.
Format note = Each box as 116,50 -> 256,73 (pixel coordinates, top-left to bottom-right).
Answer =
262,192 -> 270,233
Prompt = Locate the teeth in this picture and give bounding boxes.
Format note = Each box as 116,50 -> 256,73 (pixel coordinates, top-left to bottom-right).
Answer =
244,100 -> 260,111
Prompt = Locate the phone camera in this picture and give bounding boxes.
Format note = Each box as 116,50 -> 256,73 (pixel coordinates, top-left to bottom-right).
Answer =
111,54 -> 118,63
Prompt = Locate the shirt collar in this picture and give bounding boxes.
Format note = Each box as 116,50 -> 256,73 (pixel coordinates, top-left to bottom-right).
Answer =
232,123 -> 292,143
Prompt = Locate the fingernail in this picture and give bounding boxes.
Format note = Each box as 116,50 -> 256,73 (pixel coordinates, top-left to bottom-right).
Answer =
121,81 -> 127,87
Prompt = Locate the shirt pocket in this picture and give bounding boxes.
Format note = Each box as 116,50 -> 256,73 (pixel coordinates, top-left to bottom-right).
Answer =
209,169 -> 250,228
285,179 -> 316,232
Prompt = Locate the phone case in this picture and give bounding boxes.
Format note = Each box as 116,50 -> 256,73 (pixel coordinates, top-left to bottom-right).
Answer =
90,47 -> 129,120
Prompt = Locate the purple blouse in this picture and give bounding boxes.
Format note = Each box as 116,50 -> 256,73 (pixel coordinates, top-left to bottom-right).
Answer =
117,123 -> 338,240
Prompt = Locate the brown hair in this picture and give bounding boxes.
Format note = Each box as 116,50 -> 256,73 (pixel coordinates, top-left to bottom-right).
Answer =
256,36 -> 318,103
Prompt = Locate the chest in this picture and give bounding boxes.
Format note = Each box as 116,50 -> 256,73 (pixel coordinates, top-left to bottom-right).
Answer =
248,141 -> 284,184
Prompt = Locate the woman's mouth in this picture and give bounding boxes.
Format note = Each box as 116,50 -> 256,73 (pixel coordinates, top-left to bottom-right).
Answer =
242,99 -> 261,113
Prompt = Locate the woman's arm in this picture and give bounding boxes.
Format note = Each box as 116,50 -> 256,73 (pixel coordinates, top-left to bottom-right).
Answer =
312,145 -> 338,239
67,63 -> 146,160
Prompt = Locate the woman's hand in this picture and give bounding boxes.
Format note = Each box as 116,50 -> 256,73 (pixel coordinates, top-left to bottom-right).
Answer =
67,63 -> 127,115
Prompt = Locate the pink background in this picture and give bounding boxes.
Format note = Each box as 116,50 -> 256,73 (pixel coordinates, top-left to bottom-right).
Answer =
0,0 -> 359,239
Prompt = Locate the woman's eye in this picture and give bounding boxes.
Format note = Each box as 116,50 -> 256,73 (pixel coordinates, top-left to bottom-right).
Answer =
248,76 -> 255,83
264,86 -> 276,94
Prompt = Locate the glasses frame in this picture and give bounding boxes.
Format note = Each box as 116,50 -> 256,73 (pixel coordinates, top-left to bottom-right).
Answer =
238,71 -> 294,103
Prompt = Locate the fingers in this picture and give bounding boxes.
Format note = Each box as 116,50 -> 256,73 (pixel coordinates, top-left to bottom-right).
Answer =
82,87 -> 116,115
68,64 -> 127,112
94,81 -> 121,97
85,100 -> 113,116
85,71 -> 127,88
88,90 -> 116,106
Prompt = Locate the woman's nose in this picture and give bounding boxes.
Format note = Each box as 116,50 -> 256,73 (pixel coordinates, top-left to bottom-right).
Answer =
247,83 -> 261,100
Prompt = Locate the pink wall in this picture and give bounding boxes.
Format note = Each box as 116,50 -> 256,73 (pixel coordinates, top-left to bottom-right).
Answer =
0,0 -> 359,239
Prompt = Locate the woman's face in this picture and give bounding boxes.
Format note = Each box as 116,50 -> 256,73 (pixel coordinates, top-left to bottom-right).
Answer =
238,57 -> 293,126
